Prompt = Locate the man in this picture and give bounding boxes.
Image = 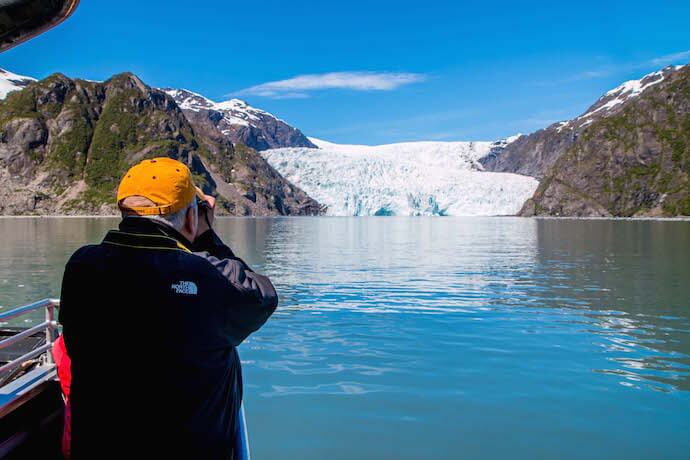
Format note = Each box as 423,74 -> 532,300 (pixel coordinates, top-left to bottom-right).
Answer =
58,157 -> 278,459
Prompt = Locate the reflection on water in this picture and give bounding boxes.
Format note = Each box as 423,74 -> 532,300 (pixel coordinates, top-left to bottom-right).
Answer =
1,217 -> 689,459
0,218 -> 120,310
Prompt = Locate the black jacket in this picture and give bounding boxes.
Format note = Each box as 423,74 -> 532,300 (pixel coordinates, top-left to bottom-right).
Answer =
59,218 -> 278,459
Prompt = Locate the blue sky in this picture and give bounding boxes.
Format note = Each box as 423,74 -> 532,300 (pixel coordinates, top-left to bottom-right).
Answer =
1,0 -> 689,144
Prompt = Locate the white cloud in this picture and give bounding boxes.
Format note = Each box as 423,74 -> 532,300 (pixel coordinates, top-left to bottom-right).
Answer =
567,69 -> 615,81
233,71 -> 426,98
552,50 -> 690,85
649,50 -> 690,66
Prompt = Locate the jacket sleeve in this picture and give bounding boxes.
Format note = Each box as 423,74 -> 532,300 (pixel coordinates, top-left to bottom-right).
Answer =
57,249 -> 90,359
192,229 -> 239,261
193,230 -> 278,345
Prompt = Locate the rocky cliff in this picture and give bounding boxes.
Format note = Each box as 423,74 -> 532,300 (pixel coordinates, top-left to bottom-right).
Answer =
164,89 -> 316,151
0,72 -> 323,216
483,65 -> 690,217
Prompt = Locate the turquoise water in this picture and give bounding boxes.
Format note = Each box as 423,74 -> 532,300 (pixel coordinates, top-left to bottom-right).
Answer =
1,217 -> 689,459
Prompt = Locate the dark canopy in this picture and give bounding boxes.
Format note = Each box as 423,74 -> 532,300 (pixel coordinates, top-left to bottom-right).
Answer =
0,0 -> 79,52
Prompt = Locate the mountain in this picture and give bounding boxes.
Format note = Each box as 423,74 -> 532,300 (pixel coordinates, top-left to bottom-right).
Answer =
0,69 -> 35,99
481,66 -> 685,180
163,89 -> 316,151
0,72 -> 322,216
262,138 -> 538,216
482,65 -> 690,217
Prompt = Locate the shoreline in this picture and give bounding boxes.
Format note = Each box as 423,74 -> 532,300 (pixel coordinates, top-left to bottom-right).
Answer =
0,215 -> 689,221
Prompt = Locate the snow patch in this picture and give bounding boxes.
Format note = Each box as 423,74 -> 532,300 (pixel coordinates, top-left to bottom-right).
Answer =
555,121 -> 570,133
503,133 -> 524,145
579,67 -> 678,121
0,69 -> 36,99
164,89 -> 281,128
486,134 -> 523,150
164,88 -> 214,112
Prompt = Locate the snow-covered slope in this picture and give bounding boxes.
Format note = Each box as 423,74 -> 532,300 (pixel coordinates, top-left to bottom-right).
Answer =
0,69 -> 35,99
584,65 -> 685,117
262,138 -> 538,216
164,88 -> 274,128
557,65 -> 686,131
163,88 -> 315,150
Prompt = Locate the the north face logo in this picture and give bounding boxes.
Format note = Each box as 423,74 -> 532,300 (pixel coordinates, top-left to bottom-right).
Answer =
171,281 -> 198,295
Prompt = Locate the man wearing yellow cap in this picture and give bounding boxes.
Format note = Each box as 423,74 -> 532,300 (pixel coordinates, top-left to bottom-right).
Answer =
57,157 -> 278,459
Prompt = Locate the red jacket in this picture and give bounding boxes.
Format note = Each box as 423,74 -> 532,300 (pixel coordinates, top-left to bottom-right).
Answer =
52,335 -> 72,459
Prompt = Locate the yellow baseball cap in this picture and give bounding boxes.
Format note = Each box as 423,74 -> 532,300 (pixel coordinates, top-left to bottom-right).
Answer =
117,157 -> 205,216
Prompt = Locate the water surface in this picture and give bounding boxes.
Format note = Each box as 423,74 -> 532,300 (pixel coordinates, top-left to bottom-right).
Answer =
1,217 -> 689,459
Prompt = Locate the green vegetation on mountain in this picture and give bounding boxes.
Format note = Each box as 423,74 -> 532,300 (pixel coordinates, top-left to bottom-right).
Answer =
0,72 -> 322,216
517,65 -> 690,217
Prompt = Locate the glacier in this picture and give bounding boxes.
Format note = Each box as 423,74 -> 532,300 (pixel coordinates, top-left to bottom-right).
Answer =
262,138 -> 539,216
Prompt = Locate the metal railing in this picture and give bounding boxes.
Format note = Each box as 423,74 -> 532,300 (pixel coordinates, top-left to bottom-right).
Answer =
0,298 -> 59,374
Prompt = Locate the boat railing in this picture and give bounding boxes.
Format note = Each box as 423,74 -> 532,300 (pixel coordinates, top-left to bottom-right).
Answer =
0,298 -> 59,375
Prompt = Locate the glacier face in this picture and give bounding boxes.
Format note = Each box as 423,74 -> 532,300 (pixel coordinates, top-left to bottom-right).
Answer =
262,138 -> 539,216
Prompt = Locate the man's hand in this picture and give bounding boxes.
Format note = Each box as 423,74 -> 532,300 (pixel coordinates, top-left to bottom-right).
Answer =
196,192 -> 216,238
